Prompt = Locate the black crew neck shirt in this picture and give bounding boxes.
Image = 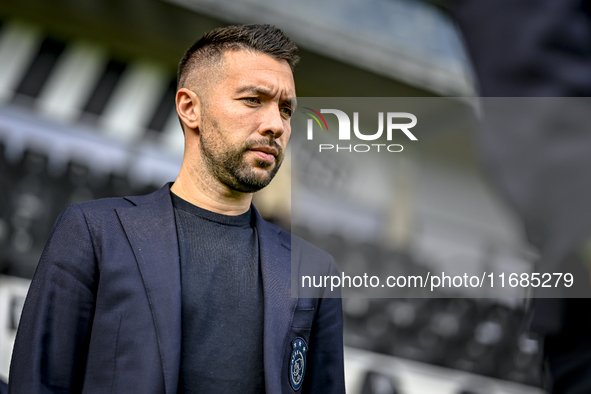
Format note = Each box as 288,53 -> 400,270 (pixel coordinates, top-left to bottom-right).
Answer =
171,192 -> 265,394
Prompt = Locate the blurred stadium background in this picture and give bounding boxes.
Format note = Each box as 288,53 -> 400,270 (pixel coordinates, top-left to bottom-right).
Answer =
0,0 -> 547,393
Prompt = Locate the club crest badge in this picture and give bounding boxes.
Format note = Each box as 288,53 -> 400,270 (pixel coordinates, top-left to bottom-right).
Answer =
289,337 -> 308,391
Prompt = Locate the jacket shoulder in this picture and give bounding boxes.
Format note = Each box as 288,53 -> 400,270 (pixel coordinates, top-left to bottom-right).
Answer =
68,183 -> 170,214
291,232 -> 334,262
257,217 -> 336,271
71,195 -> 134,212
281,228 -> 338,273
287,230 -> 341,298
265,220 -> 334,261
53,185 -> 170,238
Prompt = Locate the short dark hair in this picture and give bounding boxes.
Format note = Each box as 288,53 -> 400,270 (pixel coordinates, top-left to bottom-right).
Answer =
177,24 -> 299,90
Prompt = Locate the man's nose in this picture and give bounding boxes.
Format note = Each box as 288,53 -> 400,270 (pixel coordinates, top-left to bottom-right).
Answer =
259,105 -> 285,137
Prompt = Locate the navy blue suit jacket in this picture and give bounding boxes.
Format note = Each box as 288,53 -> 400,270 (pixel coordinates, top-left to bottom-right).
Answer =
9,184 -> 345,393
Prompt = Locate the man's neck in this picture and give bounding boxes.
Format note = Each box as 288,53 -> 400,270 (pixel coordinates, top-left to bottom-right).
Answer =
170,172 -> 253,216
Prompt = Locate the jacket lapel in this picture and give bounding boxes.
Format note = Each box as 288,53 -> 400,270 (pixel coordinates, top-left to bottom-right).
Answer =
254,209 -> 297,393
114,188 -> 296,393
115,185 -> 181,394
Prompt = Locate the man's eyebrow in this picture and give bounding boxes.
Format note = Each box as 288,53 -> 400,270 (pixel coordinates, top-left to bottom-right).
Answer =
235,85 -> 274,95
237,85 -> 297,109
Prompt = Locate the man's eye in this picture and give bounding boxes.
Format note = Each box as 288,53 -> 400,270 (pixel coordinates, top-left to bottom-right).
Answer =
243,97 -> 261,105
280,107 -> 292,117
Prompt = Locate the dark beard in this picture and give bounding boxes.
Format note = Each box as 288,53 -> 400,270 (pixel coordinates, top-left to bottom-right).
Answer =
200,131 -> 284,193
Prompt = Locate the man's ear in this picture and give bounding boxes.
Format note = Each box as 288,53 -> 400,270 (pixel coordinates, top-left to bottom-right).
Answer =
176,88 -> 201,132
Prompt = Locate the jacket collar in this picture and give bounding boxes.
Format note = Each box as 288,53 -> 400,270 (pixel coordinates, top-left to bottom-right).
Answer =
116,184 -> 181,394
253,208 -> 297,393
117,183 -> 297,394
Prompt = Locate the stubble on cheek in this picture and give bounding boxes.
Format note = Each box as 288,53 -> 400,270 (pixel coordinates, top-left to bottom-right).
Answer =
198,116 -> 284,193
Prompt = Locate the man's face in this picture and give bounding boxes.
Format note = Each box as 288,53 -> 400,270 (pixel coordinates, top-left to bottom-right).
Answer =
197,50 -> 296,193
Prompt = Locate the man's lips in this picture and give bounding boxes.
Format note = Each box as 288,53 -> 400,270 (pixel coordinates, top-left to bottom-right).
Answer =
248,146 -> 279,162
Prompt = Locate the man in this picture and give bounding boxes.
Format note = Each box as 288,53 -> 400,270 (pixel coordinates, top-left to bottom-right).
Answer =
9,24 -> 345,393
